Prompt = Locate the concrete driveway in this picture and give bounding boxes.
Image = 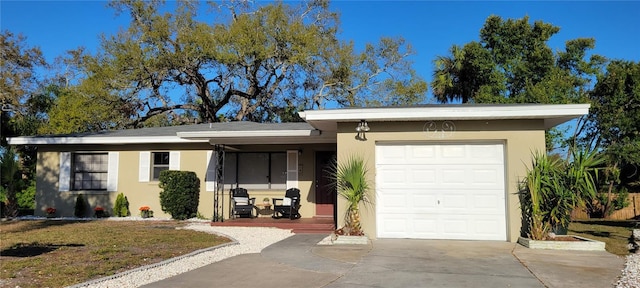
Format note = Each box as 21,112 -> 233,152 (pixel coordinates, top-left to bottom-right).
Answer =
145,234 -> 624,288
327,239 -> 542,288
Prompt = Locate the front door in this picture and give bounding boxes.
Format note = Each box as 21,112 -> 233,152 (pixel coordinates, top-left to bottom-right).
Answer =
315,151 -> 336,218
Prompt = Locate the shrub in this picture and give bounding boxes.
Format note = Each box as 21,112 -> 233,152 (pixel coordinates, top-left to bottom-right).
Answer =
113,193 -> 130,217
74,194 -> 87,218
521,150 -> 604,239
159,170 -> 200,220
17,180 -> 36,210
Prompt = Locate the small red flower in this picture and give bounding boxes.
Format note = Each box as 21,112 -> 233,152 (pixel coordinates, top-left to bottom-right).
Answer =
94,206 -> 105,212
139,206 -> 151,211
46,207 -> 56,214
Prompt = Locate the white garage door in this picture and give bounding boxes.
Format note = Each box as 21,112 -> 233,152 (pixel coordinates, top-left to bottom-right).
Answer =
376,143 -> 506,241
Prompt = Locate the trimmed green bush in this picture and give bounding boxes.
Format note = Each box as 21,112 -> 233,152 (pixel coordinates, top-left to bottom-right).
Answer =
74,194 -> 87,218
113,193 -> 130,217
17,180 -> 36,210
159,170 -> 200,220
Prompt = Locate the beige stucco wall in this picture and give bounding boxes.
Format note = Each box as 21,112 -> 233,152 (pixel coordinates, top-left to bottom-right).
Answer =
35,143 -> 335,220
335,120 -> 546,242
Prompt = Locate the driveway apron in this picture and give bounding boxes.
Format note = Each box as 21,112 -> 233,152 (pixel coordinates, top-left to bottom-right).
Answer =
326,239 -> 543,288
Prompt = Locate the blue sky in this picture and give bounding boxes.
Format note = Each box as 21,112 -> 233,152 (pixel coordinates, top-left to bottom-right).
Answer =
1,1 -> 639,101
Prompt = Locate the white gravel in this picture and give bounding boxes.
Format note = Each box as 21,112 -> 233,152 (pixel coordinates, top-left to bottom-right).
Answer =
616,253 -> 640,288
67,222 -> 294,288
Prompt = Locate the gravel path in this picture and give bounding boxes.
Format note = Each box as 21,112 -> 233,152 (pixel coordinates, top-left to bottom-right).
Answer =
616,253 -> 640,288
68,223 -> 294,288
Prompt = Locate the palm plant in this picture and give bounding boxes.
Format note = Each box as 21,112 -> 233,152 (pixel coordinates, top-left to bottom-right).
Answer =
432,45 -> 467,103
1,147 -> 20,217
331,155 -> 371,236
521,149 -> 604,239
522,152 -> 559,239
552,149 -> 604,232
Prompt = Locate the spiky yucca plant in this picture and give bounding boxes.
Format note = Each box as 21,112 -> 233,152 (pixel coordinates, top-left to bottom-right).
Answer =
522,152 -> 558,240
522,150 -> 604,239
333,155 -> 371,236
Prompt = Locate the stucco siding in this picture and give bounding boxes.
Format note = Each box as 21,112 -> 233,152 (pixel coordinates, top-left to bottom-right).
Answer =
35,143 -> 335,220
335,120 -> 546,242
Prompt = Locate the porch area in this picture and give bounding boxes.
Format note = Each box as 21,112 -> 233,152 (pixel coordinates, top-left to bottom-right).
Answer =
210,217 -> 335,234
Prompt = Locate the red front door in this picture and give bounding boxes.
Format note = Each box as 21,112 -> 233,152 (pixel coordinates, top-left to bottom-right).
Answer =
315,151 -> 336,218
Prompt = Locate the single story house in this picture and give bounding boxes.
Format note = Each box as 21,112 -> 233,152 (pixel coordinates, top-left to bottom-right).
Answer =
8,104 -> 589,242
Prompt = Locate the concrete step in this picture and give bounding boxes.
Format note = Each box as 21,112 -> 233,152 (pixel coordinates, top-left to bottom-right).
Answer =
211,217 -> 335,234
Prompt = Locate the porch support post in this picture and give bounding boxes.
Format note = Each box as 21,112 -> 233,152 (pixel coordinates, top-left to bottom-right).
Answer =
213,144 -> 225,222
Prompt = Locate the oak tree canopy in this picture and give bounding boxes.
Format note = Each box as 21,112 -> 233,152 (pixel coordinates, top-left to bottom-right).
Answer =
70,0 -> 427,126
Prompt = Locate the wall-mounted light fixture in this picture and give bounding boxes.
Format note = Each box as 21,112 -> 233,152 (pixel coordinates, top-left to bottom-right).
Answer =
355,120 -> 370,141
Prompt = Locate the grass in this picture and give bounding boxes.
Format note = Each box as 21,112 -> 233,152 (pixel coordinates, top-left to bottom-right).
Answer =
569,220 -> 637,256
0,220 -> 230,288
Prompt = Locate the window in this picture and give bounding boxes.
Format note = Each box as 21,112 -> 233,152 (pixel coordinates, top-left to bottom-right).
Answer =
72,153 -> 108,190
152,152 -> 170,180
224,152 -> 287,190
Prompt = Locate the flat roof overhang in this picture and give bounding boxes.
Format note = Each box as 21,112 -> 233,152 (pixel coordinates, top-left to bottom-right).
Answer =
299,104 -> 590,131
8,129 -> 336,145
178,129 -> 336,145
7,136 -> 209,145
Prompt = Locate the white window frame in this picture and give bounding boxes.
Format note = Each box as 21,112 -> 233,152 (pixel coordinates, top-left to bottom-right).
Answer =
59,151 -> 118,191
139,151 -> 180,182
152,151 -> 170,181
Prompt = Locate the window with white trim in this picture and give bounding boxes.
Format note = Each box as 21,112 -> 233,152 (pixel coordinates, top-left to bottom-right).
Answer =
224,152 -> 287,190
152,152 -> 170,180
72,153 -> 108,190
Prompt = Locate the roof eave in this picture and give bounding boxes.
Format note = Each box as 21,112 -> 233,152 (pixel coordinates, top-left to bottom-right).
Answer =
176,129 -> 320,139
8,130 -> 326,146
300,104 -> 590,130
7,136 -> 209,145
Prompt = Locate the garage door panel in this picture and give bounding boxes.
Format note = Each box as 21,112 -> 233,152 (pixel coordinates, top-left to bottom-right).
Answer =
469,144 -> 504,163
440,145 -> 466,159
376,143 -> 507,241
377,190 -> 408,213
413,194 -> 437,211
441,217 -> 468,235
412,216 -> 438,238
411,167 -> 437,185
471,165 -> 504,187
440,194 -> 468,209
378,214 -> 440,238
377,166 -> 439,189
472,193 -> 505,210
473,217 -> 506,236
377,146 -> 407,164
410,146 -> 436,162
377,166 -> 408,186
377,216 -> 409,238
440,168 -> 467,185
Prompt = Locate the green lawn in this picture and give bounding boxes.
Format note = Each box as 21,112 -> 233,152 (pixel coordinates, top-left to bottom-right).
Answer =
569,220 -> 637,256
0,220 -> 229,288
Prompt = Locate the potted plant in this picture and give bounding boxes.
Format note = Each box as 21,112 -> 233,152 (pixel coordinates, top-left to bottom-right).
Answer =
330,154 -> 371,241
94,206 -> 106,218
139,206 -> 153,218
263,197 -> 270,205
45,207 -> 56,218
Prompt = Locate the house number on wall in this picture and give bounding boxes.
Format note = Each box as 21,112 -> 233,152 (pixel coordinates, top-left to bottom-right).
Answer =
423,121 -> 456,139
